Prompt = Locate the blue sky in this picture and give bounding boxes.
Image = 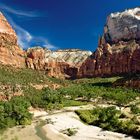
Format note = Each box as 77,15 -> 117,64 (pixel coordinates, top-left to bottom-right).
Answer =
0,0 -> 140,51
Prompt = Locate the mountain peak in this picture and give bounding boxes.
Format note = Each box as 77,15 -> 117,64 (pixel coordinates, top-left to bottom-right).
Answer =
0,12 -> 16,37
104,7 -> 140,43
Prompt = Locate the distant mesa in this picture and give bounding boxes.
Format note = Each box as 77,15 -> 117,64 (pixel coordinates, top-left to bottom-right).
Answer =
26,47 -> 91,79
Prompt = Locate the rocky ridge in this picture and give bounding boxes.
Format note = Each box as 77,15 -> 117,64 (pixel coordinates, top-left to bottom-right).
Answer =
26,47 -> 91,78
78,7 -> 140,79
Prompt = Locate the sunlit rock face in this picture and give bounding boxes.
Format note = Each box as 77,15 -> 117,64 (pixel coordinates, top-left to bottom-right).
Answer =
44,49 -> 92,66
104,8 -> 140,43
0,12 -> 16,37
78,8 -> 140,78
0,12 -> 25,68
26,47 -> 91,78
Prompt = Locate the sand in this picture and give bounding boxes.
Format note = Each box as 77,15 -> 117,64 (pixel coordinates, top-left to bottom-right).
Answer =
1,105 -> 137,140
41,111 -> 135,140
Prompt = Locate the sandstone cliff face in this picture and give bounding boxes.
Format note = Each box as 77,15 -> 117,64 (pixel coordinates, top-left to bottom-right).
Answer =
0,12 -> 25,68
78,8 -> 140,78
26,47 -> 91,78
45,49 -> 92,66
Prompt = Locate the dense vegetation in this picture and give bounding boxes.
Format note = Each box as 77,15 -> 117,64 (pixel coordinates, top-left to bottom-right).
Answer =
0,96 -> 32,131
0,66 -> 84,131
0,65 -> 140,138
58,78 -> 140,106
75,107 -> 140,138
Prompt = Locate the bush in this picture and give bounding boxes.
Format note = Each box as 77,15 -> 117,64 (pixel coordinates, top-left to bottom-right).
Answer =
76,107 -> 140,138
0,96 -> 32,130
130,105 -> 140,114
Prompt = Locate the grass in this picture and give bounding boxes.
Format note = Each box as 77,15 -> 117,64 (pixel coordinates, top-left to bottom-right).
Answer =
0,65 -> 46,85
63,100 -> 87,107
58,79 -> 140,106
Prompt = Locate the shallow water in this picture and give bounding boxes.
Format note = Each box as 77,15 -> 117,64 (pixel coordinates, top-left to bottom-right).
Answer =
35,121 -> 50,140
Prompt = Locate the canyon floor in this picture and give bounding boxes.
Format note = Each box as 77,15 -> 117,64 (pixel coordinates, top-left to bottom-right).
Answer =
1,105 -> 136,140
0,66 -> 140,140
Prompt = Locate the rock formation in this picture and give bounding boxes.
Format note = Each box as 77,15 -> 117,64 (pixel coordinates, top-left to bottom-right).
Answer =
0,12 -> 25,68
78,7 -> 140,78
3,7 -> 140,81
26,47 -> 91,78
104,8 -> 140,44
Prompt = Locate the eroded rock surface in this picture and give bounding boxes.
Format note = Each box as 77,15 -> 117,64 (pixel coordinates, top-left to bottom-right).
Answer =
104,7 -> 140,43
0,12 -> 25,68
26,47 -> 91,78
78,8 -> 140,78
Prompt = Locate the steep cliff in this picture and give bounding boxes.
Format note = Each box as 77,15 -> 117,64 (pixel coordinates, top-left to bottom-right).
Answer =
104,8 -> 140,43
78,8 -> 140,78
0,12 -> 25,68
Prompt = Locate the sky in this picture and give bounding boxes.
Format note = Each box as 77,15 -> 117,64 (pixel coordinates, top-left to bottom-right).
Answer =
0,0 -> 140,51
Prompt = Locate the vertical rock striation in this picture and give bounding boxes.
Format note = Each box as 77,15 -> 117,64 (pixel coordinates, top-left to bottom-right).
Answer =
78,8 -> 140,78
26,48 -> 91,78
0,12 -> 25,68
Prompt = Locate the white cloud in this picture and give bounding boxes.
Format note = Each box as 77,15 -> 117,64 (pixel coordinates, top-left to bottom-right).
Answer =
0,5 -> 57,50
0,4 -> 42,17
4,15 -> 32,49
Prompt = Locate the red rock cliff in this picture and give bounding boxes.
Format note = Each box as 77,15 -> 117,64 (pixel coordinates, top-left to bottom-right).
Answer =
26,47 -> 91,78
0,12 -> 25,68
78,8 -> 140,78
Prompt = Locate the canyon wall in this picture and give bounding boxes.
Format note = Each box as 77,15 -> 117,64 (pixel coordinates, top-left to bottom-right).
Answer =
78,7 -> 140,78
0,12 -> 25,68
26,47 -> 91,78
1,7 -> 140,81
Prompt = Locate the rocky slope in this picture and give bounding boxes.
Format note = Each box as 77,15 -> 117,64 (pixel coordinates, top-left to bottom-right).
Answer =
78,7 -> 140,78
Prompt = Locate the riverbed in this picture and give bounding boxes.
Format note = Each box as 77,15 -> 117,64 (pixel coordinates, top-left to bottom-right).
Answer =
0,105 -> 137,140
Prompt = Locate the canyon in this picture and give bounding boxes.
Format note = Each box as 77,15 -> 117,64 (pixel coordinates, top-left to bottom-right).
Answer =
1,8 -> 140,81
0,12 -> 91,79
1,7 -> 140,140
